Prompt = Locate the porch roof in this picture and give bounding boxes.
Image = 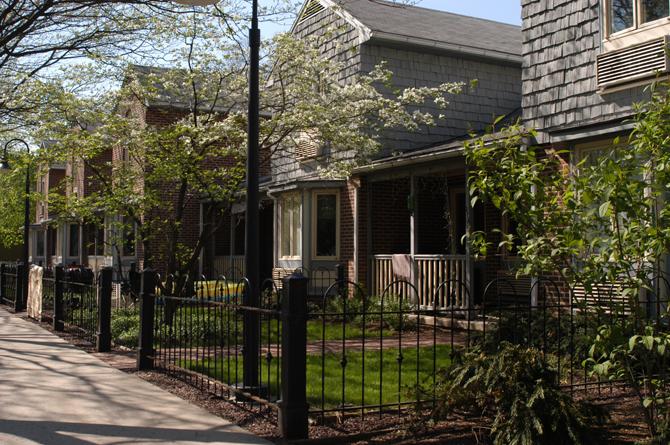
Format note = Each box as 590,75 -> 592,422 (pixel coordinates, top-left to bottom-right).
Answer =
265,179 -> 346,194
354,137 -> 466,174
354,125 -> 526,175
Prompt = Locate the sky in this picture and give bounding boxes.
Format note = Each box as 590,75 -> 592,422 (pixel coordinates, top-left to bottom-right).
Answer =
416,0 -> 521,25
260,0 -> 522,36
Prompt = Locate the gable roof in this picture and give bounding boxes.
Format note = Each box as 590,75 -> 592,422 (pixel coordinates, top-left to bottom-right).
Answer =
298,0 -> 521,64
123,64 -> 236,112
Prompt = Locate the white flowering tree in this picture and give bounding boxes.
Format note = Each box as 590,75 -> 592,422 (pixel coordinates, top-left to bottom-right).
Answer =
31,6 -> 465,286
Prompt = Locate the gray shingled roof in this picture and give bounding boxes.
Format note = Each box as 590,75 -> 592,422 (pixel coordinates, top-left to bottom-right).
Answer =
334,0 -> 521,59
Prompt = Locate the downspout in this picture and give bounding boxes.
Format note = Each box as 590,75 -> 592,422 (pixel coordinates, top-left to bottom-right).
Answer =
352,179 -> 360,285
198,203 -> 204,277
522,138 -> 539,307
465,170 -> 474,311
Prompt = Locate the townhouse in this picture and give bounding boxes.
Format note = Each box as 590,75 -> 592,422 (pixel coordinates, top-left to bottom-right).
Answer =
30,65 -> 246,279
521,0 -> 670,281
240,0 -> 525,305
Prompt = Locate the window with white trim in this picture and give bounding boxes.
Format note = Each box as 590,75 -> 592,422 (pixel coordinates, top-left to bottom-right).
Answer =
280,194 -> 301,259
312,191 -> 339,259
605,0 -> 669,37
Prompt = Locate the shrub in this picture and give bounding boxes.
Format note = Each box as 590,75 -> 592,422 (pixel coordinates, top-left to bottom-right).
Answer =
111,307 -> 140,348
324,293 -> 413,332
586,322 -> 670,444
476,308 -> 599,366
433,343 -> 606,445
111,305 -> 233,349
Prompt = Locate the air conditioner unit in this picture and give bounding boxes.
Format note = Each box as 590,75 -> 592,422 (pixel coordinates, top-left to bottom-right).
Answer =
597,35 -> 670,90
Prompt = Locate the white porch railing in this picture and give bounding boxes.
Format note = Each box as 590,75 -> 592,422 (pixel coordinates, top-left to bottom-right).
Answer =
212,256 -> 246,279
372,254 -> 469,309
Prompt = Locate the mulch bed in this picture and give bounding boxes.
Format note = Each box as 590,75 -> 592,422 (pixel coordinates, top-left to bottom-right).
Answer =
20,313 -> 651,444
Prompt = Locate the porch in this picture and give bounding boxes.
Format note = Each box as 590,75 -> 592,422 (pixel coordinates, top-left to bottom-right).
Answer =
363,166 -> 503,310
371,254 -> 469,308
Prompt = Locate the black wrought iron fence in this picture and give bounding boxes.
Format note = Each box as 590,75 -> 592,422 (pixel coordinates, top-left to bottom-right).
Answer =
308,279 -> 449,420
58,277 -> 99,344
133,268 -> 670,441
0,263 -> 18,307
41,267 -> 55,318
144,272 -> 283,407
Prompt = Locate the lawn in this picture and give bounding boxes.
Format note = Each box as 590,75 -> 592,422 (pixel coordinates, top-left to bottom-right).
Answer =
112,306 -> 397,348
183,344 -> 452,409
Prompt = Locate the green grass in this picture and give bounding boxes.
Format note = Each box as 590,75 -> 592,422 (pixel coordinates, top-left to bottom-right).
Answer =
183,344 -> 452,409
112,306 -> 396,348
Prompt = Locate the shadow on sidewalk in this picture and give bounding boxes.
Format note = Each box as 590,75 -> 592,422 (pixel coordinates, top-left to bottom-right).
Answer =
0,419 -> 263,445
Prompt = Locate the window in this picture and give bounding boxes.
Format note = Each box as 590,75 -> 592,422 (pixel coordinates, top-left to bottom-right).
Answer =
69,224 -> 79,257
35,231 -> 45,257
48,227 -> 57,257
611,0 -> 635,33
643,0 -> 670,23
605,0 -> 670,37
122,217 -> 136,257
85,223 -> 105,256
280,194 -> 301,258
312,191 -> 339,259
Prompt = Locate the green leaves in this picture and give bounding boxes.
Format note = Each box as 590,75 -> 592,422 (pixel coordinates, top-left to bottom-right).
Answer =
432,344 -> 606,445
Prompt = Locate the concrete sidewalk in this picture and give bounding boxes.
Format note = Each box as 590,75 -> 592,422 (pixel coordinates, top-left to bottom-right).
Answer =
0,307 -> 272,445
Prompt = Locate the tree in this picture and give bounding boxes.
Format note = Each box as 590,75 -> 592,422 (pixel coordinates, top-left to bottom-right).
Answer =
465,80 -> 670,445
0,148 -> 32,249
0,0 -> 298,133
465,82 -> 670,294
35,13 -> 465,291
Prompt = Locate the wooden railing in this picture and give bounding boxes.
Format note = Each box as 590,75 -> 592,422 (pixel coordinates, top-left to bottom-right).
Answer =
212,256 -> 246,280
371,254 -> 469,309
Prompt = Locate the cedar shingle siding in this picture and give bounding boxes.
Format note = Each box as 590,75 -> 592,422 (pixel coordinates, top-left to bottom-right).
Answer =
276,0 -> 522,183
521,0 -> 652,142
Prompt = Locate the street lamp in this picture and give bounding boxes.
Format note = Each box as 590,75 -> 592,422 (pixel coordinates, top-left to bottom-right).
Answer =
0,138 -> 31,312
174,0 -> 261,390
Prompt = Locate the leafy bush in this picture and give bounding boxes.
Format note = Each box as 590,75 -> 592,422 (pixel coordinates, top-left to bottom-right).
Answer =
111,305 -> 235,349
433,343 -> 606,445
586,322 -> 670,444
476,308 -> 599,366
324,293 -> 413,331
111,307 -> 140,348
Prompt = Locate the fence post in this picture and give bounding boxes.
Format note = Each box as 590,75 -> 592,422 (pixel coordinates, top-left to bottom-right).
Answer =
0,263 -> 5,302
137,268 -> 156,371
278,273 -> 309,440
53,265 -> 64,331
14,262 -> 25,312
96,267 -> 113,352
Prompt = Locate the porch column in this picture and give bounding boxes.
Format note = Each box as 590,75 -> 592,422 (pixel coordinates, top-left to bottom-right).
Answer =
409,174 -> 418,301
198,202 -> 204,277
464,172 -> 474,310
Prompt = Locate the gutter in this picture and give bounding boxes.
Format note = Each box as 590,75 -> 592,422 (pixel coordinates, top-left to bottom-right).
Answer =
354,145 -> 465,174
370,31 -> 522,66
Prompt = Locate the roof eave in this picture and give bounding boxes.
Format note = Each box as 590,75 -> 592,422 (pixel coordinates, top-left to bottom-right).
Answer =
369,31 -> 522,65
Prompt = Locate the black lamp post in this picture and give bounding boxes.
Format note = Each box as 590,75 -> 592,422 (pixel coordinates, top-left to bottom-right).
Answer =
243,0 -> 261,391
0,138 -> 31,312
174,0 -> 261,390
